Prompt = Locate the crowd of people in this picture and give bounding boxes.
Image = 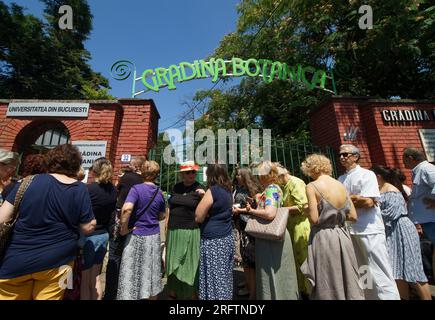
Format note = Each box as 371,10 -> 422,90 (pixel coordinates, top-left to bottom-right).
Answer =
0,143 -> 433,300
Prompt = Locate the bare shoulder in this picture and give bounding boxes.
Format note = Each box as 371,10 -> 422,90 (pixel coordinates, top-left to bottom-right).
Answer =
385,183 -> 400,193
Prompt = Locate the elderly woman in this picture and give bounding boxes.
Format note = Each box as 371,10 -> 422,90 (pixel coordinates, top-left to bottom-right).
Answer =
234,161 -> 299,300
195,164 -> 234,300
165,161 -> 204,299
301,154 -> 364,300
117,160 -> 166,300
0,144 -> 96,300
276,164 -> 310,298
0,150 -> 20,206
81,158 -> 117,300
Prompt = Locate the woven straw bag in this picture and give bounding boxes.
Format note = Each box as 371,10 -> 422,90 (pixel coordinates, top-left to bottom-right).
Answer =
0,175 -> 35,261
245,207 -> 289,241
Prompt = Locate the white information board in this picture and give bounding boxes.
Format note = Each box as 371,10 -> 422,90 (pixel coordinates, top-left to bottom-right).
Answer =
418,129 -> 435,162
72,140 -> 107,169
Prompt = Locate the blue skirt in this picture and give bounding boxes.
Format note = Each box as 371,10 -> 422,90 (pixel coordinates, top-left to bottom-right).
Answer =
199,233 -> 234,300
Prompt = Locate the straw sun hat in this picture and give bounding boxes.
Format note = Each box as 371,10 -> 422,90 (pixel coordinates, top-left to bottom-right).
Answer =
177,161 -> 199,172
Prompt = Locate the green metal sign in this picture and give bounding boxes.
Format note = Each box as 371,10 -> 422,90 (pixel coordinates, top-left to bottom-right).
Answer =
111,57 -> 337,97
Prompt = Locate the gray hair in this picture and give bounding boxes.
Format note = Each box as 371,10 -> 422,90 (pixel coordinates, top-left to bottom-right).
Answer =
0,149 -> 20,166
340,144 -> 360,155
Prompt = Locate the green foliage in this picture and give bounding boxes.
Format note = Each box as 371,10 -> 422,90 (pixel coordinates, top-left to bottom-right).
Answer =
0,0 -> 110,99
192,0 -> 435,140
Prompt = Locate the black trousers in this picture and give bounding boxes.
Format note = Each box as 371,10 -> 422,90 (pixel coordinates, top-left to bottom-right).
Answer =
103,237 -> 125,300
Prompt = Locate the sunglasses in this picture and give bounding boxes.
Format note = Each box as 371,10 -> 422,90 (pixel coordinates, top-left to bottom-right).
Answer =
183,170 -> 197,175
338,152 -> 356,158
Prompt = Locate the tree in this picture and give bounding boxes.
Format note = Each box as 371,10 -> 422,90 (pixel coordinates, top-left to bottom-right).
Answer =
0,0 -> 112,99
191,0 -> 435,139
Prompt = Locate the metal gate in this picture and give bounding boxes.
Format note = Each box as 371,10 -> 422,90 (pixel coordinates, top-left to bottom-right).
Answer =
148,138 -> 338,193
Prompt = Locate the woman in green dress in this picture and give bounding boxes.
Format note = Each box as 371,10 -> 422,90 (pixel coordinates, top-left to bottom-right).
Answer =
276,164 -> 311,298
165,161 -> 205,299
234,161 -> 299,300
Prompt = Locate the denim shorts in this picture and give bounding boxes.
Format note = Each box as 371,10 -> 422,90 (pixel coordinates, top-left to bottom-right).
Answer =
82,232 -> 109,270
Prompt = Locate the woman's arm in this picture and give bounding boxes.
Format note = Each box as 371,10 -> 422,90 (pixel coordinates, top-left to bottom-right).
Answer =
119,202 -> 134,236
236,186 -> 280,221
305,183 -> 320,225
247,204 -> 278,221
164,206 -> 170,235
80,219 -> 96,235
287,204 -> 309,215
0,201 -> 14,224
347,196 -> 358,222
158,210 -> 166,221
286,179 -> 309,215
195,189 -> 213,224
350,195 -> 377,208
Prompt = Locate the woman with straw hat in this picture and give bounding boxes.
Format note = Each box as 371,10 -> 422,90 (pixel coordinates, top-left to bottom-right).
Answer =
165,161 -> 205,299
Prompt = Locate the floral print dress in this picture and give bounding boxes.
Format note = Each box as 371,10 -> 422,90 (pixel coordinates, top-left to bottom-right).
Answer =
254,184 -> 299,300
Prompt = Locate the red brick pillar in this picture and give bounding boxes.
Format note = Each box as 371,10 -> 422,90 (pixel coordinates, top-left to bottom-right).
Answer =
112,99 -> 160,179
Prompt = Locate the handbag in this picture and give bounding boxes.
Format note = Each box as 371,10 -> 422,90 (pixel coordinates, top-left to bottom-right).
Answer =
113,187 -> 160,256
245,207 -> 289,241
63,250 -> 83,300
0,175 -> 35,261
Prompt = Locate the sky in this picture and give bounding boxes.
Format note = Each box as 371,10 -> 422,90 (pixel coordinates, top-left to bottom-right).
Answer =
7,0 -> 241,132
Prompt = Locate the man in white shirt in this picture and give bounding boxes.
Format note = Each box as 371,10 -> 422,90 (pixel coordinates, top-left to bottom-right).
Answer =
338,144 -> 400,300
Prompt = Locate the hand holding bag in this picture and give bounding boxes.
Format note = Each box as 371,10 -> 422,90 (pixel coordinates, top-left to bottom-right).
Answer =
0,175 -> 35,261
245,207 -> 289,241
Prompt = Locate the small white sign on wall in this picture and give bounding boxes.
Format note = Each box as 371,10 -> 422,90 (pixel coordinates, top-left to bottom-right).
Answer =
7,102 -> 89,117
72,140 -> 107,169
121,154 -> 132,162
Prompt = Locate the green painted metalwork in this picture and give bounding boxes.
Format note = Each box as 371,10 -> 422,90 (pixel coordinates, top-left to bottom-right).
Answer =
148,138 -> 338,193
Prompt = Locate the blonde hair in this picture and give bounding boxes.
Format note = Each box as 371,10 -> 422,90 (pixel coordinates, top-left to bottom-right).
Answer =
255,161 -> 279,184
92,158 -> 113,184
141,160 -> 160,182
274,162 -> 289,186
76,167 -> 86,181
301,154 -> 333,178
131,156 -> 146,172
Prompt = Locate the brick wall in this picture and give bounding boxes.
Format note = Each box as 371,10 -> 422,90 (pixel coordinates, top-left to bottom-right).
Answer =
310,97 -> 435,183
0,99 -> 160,183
